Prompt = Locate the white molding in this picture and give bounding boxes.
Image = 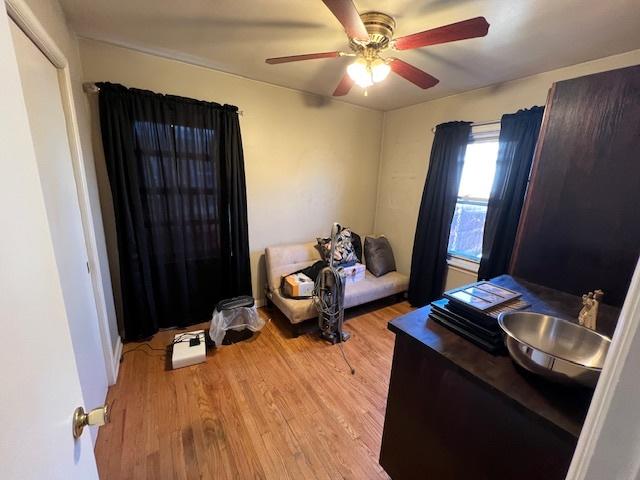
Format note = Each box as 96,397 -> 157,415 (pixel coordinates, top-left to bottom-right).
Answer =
6,0 -> 119,385
111,336 -> 122,384
470,122 -> 501,141
566,257 -> 640,479
59,65 -> 119,385
59,68 -> 120,385
5,0 -> 65,68
447,255 -> 480,274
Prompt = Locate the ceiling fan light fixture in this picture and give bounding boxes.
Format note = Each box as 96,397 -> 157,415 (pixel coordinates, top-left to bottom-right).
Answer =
347,57 -> 373,88
371,58 -> 391,83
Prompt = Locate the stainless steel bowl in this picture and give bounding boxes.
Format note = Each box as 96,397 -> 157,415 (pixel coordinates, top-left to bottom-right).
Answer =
497,312 -> 611,388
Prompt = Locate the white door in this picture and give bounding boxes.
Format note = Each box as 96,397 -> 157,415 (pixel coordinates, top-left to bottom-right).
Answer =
10,19 -> 108,442
0,10 -> 99,480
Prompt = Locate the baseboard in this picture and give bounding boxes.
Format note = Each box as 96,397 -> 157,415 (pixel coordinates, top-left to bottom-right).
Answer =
111,336 -> 123,386
255,298 -> 266,308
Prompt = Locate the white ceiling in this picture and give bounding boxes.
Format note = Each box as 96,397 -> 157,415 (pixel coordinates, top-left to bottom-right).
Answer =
59,0 -> 640,111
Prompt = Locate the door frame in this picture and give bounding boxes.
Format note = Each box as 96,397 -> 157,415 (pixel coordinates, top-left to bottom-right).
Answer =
566,257 -> 640,479
5,0 -> 120,384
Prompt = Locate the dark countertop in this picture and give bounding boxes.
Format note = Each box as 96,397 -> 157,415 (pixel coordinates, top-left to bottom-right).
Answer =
388,275 -> 620,438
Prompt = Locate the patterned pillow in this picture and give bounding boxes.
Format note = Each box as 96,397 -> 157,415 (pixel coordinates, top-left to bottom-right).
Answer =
316,228 -> 357,266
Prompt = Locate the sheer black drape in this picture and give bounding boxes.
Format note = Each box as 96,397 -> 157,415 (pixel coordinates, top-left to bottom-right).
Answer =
408,122 -> 471,307
478,106 -> 544,280
97,82 -> 251,340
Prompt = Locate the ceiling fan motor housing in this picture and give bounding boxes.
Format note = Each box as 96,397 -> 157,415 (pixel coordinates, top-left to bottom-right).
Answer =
350,11 -> 396,50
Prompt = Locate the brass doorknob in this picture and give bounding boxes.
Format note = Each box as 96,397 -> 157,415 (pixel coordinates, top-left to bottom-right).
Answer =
73,404 -> 109,439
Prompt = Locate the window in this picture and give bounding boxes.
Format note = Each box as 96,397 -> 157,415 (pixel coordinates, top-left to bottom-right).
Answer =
447,126 -> 500,264
134,120 -> 221,260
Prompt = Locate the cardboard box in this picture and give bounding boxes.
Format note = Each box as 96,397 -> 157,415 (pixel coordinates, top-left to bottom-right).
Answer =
341,263 -> 366,284
283,273 -> 314,297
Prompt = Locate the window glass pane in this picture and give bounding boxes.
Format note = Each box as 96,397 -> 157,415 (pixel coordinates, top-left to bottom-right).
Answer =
448,201 -> 488,261
447,137 -> 499,262
457,141 -> 499,200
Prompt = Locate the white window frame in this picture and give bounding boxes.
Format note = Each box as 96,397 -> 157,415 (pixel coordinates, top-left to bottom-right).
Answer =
447,122 -> 501,272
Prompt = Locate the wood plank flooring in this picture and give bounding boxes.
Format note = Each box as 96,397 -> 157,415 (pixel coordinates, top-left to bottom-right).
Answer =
95,300 -> 413,479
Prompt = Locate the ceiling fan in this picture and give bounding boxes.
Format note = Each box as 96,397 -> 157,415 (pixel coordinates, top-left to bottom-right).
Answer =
265,0 -> 489,96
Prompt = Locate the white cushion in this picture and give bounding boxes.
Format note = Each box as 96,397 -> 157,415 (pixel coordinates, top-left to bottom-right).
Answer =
265,241 -> 321,293
269,270 -> 409,324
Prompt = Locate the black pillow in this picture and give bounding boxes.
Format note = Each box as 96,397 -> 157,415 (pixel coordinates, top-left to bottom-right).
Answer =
300,260 -> 327,283
279,260 -> 327,298
351,232 -> 362,263
364,236 -> 396,277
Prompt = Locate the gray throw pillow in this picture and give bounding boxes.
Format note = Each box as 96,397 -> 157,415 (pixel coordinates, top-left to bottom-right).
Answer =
364,236 -> 396,277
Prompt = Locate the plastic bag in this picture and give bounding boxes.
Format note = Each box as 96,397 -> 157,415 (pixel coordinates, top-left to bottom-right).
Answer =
209,305 -> 264,347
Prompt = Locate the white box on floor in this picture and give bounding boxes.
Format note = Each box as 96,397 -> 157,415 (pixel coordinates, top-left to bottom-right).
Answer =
171,330 -> 206,369
341,263 -> 366,284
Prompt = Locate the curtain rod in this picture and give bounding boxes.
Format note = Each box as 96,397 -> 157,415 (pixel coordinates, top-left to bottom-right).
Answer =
430,119 -> 499,134
82,82 -> 244,116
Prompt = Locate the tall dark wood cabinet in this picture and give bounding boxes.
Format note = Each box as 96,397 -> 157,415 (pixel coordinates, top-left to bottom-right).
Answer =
511,64 -> 640,306
380,65 -> 638,480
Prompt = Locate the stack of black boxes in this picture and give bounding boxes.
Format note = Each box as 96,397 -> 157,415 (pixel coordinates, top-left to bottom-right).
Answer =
429,298 -> 505,354
428,281 -> 530,354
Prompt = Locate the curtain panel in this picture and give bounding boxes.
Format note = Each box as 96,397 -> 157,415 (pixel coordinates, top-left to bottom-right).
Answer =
478,106 -> 544,280
97,82 -> 251,340
408,121 -> 472,307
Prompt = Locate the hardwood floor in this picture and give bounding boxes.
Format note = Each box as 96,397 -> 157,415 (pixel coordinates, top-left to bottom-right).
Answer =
95,300 -> 413,479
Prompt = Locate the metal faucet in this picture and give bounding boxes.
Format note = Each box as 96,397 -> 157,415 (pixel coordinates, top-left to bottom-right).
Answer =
578,290 -> 604,331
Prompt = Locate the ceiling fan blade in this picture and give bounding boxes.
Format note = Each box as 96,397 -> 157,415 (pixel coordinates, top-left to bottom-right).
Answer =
390,59 -> 439,89
333,74 -> 354,96
322,0 -> 369,42
394,17 -> 489,50
265,51 -> 341,64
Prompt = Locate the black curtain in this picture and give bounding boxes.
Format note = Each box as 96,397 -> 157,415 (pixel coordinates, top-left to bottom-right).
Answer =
478,106 -> 544,280
97,82 -> 251,340
408,122 -> 472,307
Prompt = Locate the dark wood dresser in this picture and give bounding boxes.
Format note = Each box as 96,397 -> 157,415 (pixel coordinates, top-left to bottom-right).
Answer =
379,276 -> 619,480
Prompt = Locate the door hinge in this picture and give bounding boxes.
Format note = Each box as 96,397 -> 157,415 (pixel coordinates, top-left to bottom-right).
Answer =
86,261 -> 91,274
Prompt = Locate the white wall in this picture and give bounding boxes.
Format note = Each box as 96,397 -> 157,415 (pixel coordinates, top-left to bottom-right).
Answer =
374,49 -> 640,289
55,24 -> 640,341
21,0 -> 120,359
78,38 -> 384,313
